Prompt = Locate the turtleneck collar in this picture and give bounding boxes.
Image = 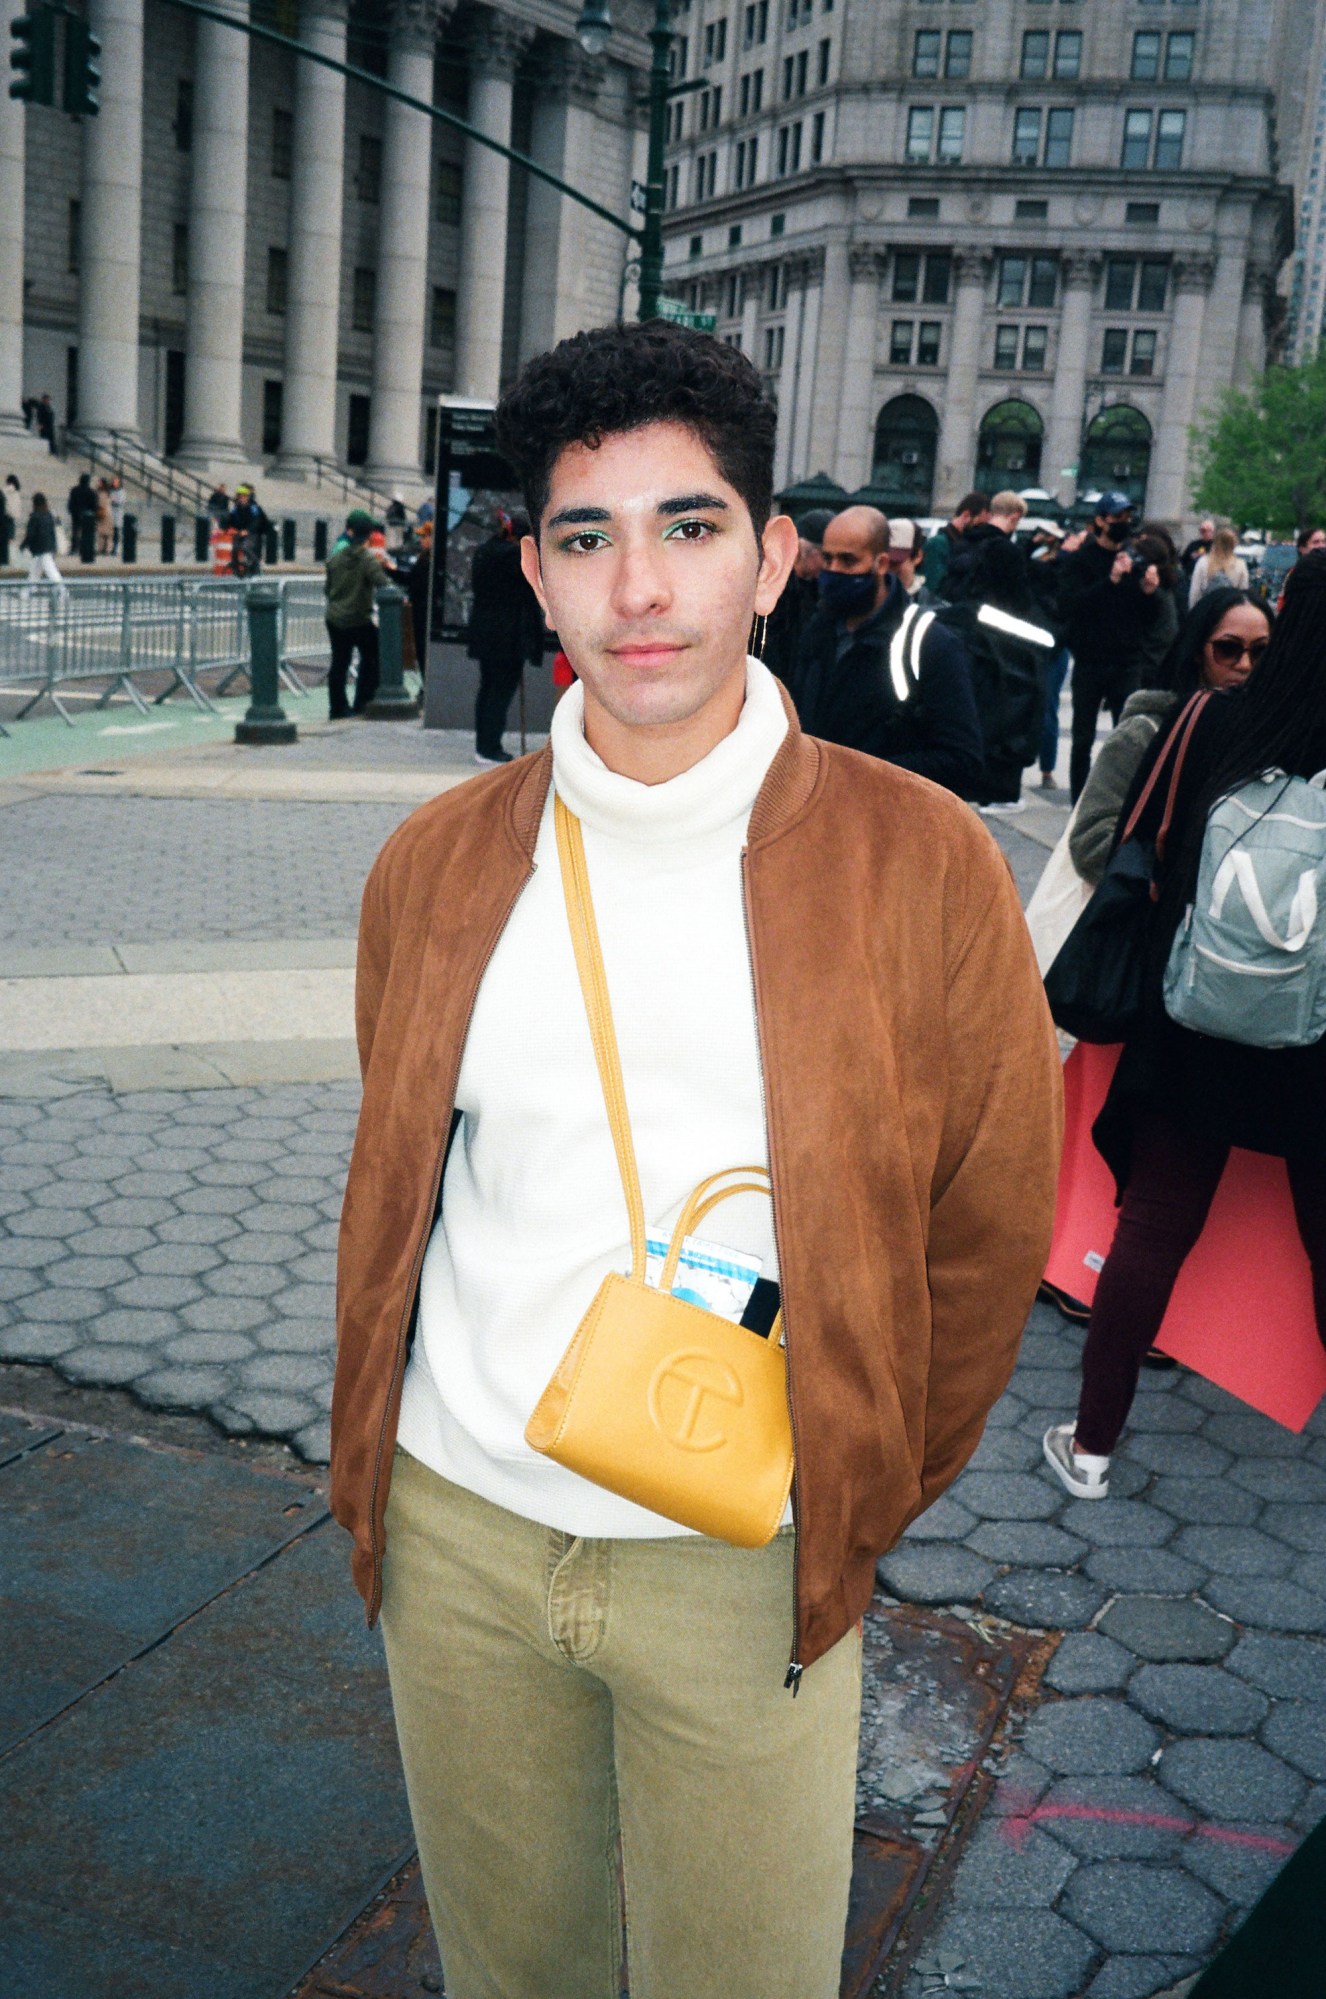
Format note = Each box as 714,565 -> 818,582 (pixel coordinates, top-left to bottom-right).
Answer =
550,657 -> 789,849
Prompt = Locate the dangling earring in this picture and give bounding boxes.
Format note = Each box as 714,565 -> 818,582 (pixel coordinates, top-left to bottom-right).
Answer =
750,612 -> 768,660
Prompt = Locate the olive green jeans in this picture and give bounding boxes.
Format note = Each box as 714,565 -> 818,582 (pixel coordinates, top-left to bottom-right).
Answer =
380,1447 -> 863,1999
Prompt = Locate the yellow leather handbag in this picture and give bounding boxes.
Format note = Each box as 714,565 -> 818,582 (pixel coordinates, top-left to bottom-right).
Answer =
524,796 -> 795,1548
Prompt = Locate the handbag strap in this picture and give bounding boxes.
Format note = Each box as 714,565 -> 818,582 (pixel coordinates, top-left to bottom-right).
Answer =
1119,689 -> 1212,853
554,797 -> 777,1317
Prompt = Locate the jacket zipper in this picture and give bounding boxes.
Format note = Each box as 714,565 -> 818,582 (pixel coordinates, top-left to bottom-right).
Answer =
741,847 -> 804,1695
365,861 -> 538,1622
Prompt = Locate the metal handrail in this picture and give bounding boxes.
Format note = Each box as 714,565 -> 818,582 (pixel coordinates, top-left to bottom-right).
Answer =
309,455 -> 397,516
65,428 -> 215,515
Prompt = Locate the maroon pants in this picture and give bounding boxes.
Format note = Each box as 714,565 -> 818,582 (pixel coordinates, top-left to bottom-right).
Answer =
1075,1113 -> 1326,1456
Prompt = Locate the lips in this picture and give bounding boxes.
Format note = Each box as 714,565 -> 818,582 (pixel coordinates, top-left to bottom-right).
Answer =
610,643 -> 685,668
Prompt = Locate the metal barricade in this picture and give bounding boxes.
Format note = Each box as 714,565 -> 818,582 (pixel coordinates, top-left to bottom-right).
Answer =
276,576 -> 331,696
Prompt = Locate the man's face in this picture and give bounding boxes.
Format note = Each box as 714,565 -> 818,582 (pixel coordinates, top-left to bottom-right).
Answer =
794,538 -> 823,580
951,509 -> 971,534
1200,519 -> 1215,541
1097,511 -> 1131,544
1304,527 -> 1325,553
820,514 -> 888,583
520,420 -> 795,736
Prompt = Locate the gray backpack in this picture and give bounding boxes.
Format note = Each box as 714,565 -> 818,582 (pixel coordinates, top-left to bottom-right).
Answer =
1163,769 -> 1326,1048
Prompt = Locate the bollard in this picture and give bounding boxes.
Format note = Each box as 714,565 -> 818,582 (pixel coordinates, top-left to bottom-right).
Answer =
161,514 -> 176,564
235,580 -> 297,745
121,512 -> 138,563
78,514 -> 96,563
195,515 -> 210,563
364,583 -> 416,719
314,518 -> 328,562
282,517 -> 296,563
263,521 -> 279,567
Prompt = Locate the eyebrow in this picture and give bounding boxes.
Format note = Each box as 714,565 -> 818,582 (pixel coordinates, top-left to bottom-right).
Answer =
544,492 -> 731,531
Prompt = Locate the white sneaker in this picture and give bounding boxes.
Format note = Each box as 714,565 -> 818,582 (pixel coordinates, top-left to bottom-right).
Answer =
1043,1422 -> 1111,1500
473,749 -> 513,767
979,798 -> 1027,816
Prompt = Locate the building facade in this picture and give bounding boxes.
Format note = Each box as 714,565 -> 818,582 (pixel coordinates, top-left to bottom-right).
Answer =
1284,20 -> 1326,365
661,0 -> 1318,525
0,0 -> 649,483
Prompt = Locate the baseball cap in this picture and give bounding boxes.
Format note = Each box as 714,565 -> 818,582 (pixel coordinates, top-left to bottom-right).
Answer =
346,508 -> 382,534
797,508 -> 836,546
886,518 -> 920,554
1096,490 -> 1133,518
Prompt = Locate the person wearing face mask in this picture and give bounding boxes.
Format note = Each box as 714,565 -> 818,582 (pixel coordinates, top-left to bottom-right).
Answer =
762,506 -> 832,686
1058,492 -> 1166,801
789,505 -> 983,796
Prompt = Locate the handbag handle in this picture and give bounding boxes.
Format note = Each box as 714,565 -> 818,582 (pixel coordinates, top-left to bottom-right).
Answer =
1119,689 -> 1212,854
554,797 -> 777,1316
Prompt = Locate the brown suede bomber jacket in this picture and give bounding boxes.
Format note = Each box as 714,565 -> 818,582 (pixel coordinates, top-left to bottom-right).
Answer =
331,704 -> 1064,1671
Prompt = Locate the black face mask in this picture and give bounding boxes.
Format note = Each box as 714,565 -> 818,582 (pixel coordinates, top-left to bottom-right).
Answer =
1099,518 -> 1130,544
818,568 -> 879,618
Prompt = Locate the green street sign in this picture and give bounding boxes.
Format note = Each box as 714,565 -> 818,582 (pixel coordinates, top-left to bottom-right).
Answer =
657,296 -> 717,332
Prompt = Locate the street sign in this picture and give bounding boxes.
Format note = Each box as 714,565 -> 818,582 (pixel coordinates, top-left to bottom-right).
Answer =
656,296 -> 717,332
630,178 -> 647,215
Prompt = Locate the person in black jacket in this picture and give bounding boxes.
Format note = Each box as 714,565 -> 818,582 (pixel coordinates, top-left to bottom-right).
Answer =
939,511 -> 1055,811
68,472 -> 97,554
1044,552 -> 1326,1502
1058,491 -> 1166,801
467,509 -> 544,764
762,507 -> 829,686
789,505 -> 983,796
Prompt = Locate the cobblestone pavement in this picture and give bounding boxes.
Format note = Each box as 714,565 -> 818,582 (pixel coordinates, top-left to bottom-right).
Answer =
0,796 -> 415,947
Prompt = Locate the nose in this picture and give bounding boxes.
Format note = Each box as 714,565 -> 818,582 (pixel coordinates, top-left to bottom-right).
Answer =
609,538 -> 672,622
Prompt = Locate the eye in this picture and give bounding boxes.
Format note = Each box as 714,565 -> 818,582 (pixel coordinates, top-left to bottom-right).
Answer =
560,531 -> 609,554
664,518 -> 717,543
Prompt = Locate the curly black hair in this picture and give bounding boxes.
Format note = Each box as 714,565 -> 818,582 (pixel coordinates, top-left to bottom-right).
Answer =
494,321 -> 777,537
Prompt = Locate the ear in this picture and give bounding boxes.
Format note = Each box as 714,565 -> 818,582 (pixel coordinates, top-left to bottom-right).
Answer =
518,534 -> 553,626
753,513 -> 799,616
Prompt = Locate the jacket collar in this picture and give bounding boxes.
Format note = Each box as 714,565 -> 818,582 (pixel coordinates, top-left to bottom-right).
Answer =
504,677 -> 820,861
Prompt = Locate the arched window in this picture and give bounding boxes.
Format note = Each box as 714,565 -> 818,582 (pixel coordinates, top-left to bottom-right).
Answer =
975,399 -> 1044,485
1079,405 -> 1152,511
870,396 -> 939,511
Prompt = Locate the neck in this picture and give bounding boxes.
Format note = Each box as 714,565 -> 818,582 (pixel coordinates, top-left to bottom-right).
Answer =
581,658 -> 749,785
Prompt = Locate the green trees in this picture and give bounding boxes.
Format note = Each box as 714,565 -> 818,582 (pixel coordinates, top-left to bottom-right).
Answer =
1192,352 -> 1326,536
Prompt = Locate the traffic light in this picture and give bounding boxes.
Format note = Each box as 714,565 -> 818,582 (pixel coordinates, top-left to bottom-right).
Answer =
62,14 -> 100,115
9,7 -> 56,106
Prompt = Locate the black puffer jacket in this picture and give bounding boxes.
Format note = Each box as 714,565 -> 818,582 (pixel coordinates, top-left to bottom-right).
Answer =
466,534 -> 543,665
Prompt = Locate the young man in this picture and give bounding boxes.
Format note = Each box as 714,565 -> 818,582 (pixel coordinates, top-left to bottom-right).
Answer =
790,501 -> 984,795
323,508 -> 385,718
921,487 -> 990,592
1057,490 -> 1163,799
332,324 -> 1061,1999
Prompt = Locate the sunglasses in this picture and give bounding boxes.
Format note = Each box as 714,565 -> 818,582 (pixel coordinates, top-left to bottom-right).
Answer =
1208,635 -> 1270,666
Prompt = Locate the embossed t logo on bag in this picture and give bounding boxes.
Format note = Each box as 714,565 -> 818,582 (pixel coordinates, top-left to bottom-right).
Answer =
648,1351 -> 744,1452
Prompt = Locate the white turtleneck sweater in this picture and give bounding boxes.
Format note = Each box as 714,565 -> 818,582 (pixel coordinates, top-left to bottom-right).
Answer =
395,658 -> 789,1536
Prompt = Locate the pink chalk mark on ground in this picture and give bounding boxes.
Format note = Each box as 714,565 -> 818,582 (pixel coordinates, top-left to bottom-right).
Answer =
997,1788 -> 1297,1858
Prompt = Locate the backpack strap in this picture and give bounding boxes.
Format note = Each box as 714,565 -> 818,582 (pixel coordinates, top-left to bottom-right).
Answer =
888,604 -> 934,705
1119,689 -> 1212,851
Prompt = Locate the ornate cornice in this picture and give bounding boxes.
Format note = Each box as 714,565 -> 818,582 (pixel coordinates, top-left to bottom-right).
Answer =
1173,255 -> 1216,296
847,245 -> 887,282
391,0 -> 453,51
953,248 -> 992,286
466,9 -> 534,77
537,37 -> 606,105
1062,250 -> 1102,289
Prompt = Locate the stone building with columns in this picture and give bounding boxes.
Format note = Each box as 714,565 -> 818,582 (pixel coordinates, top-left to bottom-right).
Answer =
661,0 -> 1317,525
0,0 -> 649,485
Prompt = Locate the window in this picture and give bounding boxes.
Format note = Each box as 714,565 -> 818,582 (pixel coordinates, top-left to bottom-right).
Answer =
817,37 -> 830,84
728,224 -> 742,248
1027,255 -> 1057,307
1044,107 -> 1073,166
1122,109 -> 1152,169
67,198 -> 80,275
1016,197 -> 1048,220
917,321 -> 941,366
1012,107 -> 1041,164
1053,30 -> 1081,78
700,84 -> 723,128
172,222 -> 188,296
725,273 -> 740,317
937,106 -> 965,162
811,109 -> 825,162
697,149 -> 718,197
768,263 -> 785,308
261,379 -> 282,457
670,35 -> 689,78
1165,31 -> 1194,81
906,106 -> 934,163
908,196 -> 940,218
764,323 -> 785,371
994,325 -> 1019,369
946,30 -> 972,77
775,122 -> 802,174
771,210 -> 785,235
271,107 -> 293,179
1131,31 -> 1160,79
1022,325 -> 1048,371
1105,256 -> 1136,310
356,134 -> 382,203
923,251 -> 951,303
346,393 -> 370,467
266,245 -> 287,315
435,161 -> 462,226
739,69 -> 763,114
998,254 -> 1026,307
1155,108 -> 1185,168
703,18 -> 726,64
891,321 -> 914,365
1130,329 -> 1157,376
1126,200 -> 1160,226
174,77 -> 192,150
734,134 -> 759,185
914,30 -> 940,78
1101,327 -> 1128,373
1137,258 -> 1168,311
795,48 -> 808,92
892,251 -> 920,302
430,285 -> 456,347
1021,31 -> 1048,80
743,0 -> 768,47
352,267 -> 376,333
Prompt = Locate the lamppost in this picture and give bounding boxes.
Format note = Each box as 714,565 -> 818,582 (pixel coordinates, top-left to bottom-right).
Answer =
576,0 -> 674,322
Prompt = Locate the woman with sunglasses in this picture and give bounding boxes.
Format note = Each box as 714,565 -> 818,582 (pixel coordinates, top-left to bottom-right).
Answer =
1045,553 -> 1326,1498
1069,586 -> 1273,887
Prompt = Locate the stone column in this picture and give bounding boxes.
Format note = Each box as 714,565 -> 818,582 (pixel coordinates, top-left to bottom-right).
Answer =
739,267 -> 760,364
804,237 -> 848,476
454,15 -> 523,402
1234,256 -> 1273,388
835,247 -> 885,492
790,249 -> 824,482
772,260 -> 805,490
933,249 -> 989,510
176,0 -> 250,465
519,42 -> 604,363
0,0 -> 25,434
1149,256 -> 1215,522
273,0 -> 348,478
77,0 -> 144,437
1043,252 -> 1098,510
